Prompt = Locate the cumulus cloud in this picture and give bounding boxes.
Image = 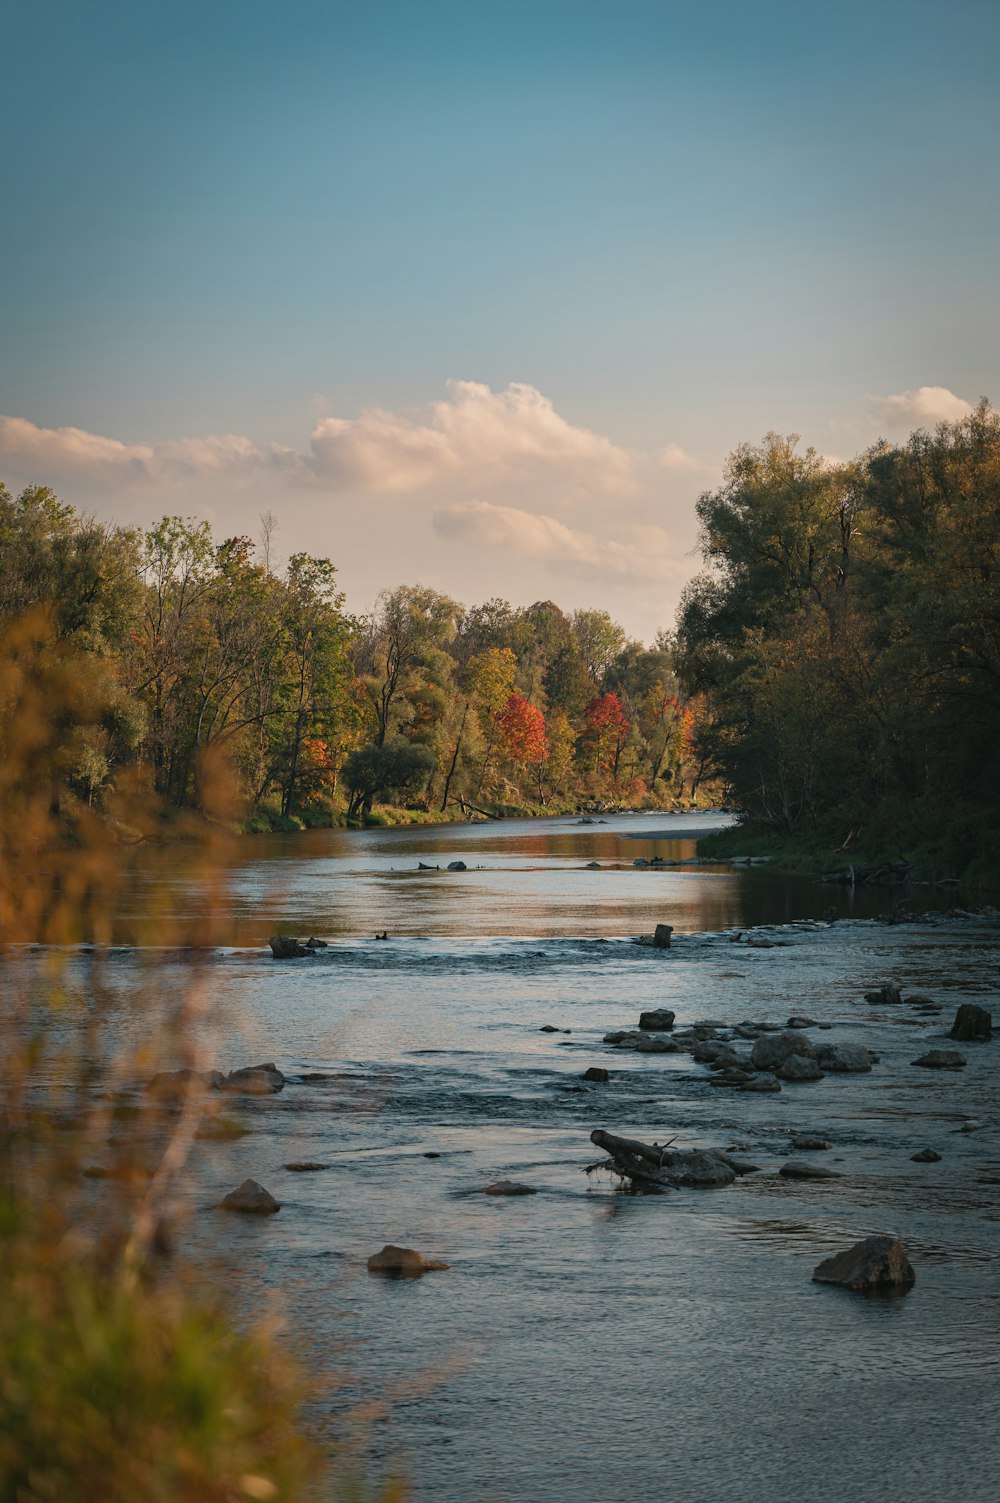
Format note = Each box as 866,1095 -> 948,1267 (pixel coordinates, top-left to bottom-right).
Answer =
308,380 -> 635,494
869,386 -> 973,431
432,499 -> 684,583
0,381 -> 636,498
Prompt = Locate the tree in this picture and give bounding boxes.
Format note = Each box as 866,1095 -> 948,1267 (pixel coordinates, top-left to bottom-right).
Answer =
342,738 -> 436,817
583,691 -> 630,783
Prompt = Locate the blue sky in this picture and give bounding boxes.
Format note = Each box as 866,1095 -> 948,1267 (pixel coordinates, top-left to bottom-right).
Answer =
2,0 -> 997,636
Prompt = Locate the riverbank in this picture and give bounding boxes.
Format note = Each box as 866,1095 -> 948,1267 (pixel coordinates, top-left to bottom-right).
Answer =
244,791 -> 723,836
694,819 -> 1000,891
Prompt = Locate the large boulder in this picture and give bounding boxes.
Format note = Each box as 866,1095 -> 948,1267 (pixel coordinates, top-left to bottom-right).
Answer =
750,1030 -> 815,1072
812,1235 -> 915,1292
447,860 -> 467,872
815,1042 -> 873,1073
639,1008 -> 675,1031
269,935 -> 309,959
221,1179 -> 280,1214
912,1050 -> 966,1070
582,1067 -> 610,1082
652,924 -> 674,949
949,1004 -> 992,1042
224,1062 -> 286,1094
366,1244 -> 449,1275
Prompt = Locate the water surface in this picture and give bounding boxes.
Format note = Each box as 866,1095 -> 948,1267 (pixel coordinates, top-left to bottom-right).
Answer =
16,812 -> 1000,1502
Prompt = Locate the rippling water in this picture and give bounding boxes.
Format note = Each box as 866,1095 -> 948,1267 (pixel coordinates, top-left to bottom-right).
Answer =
13,812 -> 1000,1501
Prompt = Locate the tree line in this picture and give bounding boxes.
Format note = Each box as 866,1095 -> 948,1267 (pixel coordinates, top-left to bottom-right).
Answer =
676,401 -> 1000,875
0,482 -> 708,829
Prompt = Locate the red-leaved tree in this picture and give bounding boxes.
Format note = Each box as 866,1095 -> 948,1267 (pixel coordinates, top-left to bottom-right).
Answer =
497,692 -> 548,765
584,691 -> 630,782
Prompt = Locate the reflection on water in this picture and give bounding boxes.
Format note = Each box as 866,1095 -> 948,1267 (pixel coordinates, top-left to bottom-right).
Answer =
14,812 -> 1000,1501
116,811 -> 941,945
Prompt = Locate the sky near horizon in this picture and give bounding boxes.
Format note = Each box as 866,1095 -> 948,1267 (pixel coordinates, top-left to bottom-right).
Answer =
2,0 -> 997,640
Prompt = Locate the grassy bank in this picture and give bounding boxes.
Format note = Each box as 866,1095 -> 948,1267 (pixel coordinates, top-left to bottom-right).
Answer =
244,790 -> 723,836
696,816 -> 1000,889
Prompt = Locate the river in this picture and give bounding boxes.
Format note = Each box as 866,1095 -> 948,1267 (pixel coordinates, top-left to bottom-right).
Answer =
17,811 -> 1000,1501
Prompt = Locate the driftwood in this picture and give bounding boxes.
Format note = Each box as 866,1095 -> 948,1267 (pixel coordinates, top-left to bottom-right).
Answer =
588,1129 -> 756,1190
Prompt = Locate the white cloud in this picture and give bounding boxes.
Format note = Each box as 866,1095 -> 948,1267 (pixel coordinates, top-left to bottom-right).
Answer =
432,499 -> 685,583
0,416 -> 299,485
308,380 -> 636,494
0,381 -> 636,498
869,386 -> 973,431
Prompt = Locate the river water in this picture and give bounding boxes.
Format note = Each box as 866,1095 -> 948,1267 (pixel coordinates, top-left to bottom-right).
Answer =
19,812 -> 1000,1501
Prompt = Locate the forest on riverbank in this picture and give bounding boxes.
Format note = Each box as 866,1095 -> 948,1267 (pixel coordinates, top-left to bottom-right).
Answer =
0,486 -> 710,831
1,401 -> 997,875
677,403 -> 1000,880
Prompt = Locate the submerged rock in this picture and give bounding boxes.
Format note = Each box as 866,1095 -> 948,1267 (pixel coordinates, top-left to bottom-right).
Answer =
741,1076 -> 781,1092
779,1161 -> 842,1180
304,936 -> 328,948
147,1067 -> 226,1099
367,1244 -> 449,1275
284,1161 -> 330,1171
483,1181 -> 537,1196
912,1050 -> 966,1070
634,1036 -> 680,1053
949,1004 -> 992,1042
812,1235 -> 915,1292
582,1067 -> 610,1082
792,1135 -> 832,1150
221,1179 -> 280,1214
911,1148 -> 942,1162
865,982 -> 902,1005
787,1016 -> 818,1029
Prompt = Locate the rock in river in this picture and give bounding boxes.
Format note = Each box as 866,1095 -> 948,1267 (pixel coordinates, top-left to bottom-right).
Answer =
367,1244 -> 449,1275
750,1030 -> 815,1071
652,924 -> 674,949
949,1004 -> 992,1042
447,860 -> 467,871
911,1148 -> 942,1162
224,1062 -> 286,1094
269,935 -> 310,959
776,1054 -> 824,1081
638,1008 -> 675,1031
582,1067 -> 610,1082
815,1042 -> 873,1073
812,1235 -> 915,1292
221,1179 -> 280,1214
792,1135 -> 832,1151
912,1050 -> 967,1070
483,1181 -> 538,1196
779,1161 -> 842,1180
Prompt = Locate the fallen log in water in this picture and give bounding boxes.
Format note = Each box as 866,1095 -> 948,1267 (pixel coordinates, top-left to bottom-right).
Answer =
588,1128 -> 754,1190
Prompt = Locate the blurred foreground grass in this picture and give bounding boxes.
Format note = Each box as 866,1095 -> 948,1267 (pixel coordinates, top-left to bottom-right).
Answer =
0,608 -> 402,1502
